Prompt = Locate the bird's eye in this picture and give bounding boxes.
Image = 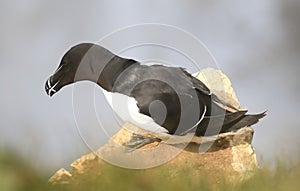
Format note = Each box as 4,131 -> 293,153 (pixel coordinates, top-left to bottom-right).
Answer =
61,60 -> 67,65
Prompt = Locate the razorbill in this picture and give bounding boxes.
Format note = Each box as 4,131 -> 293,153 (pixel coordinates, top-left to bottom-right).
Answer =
45,43 -> 266,150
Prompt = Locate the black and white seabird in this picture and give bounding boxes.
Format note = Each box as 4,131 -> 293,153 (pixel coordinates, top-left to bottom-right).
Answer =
45,43 -> 266,150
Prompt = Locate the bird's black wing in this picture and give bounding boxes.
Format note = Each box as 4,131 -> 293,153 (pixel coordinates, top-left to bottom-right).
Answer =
179,68 -> 239,112
130,78 -> 205,135
179,68 -> 211,95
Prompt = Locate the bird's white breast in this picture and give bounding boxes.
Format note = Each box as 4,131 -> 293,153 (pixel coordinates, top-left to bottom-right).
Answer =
100,89 -> 169,134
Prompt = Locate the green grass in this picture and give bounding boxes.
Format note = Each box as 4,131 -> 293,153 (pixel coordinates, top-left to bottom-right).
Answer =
0,151 -> 299,191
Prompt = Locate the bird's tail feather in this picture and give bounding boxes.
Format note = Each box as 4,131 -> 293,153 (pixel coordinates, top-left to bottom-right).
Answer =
204,110 -> 247,126
194,90 -> 266,136
226,111 -> 266,132
196,111 -> 266,136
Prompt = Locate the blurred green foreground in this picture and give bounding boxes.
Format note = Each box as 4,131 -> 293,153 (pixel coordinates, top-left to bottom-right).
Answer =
0,151 -> 299,191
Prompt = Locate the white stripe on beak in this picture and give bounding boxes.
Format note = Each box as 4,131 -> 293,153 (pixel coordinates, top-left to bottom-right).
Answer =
48,79 -> 60,95
47,78 -> 51,89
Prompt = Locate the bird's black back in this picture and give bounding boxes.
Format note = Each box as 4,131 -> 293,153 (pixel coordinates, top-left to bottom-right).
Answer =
112,64 -> 211,135
110,63 -> 266,136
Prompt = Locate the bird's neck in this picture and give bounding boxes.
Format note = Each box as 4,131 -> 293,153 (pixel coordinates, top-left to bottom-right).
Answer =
75,45 -> 138,91
95,57 -> 138,91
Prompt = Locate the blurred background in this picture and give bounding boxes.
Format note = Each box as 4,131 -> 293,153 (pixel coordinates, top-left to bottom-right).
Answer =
0,0 -> 299,176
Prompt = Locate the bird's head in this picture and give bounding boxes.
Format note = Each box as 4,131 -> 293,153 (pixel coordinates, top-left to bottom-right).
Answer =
45,43 -> 115,96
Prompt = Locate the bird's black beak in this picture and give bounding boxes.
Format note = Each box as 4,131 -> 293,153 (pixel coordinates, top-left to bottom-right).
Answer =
45,76 -> 58,97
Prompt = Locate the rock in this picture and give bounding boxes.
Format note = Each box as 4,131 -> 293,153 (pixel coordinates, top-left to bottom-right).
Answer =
49,68 -> 259,185
193,68 -> 242,110
48,168 -> 72,185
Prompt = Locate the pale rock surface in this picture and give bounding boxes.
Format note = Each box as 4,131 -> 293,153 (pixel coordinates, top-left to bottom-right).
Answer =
49,68 -> 259,184
194,68 -> 242,110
